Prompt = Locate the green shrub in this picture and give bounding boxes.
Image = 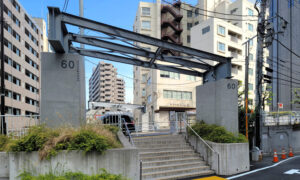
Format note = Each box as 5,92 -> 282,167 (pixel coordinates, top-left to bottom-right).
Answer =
190,122 -> 248,143
0,135 -> 8,151
2,124 -> 122,160
18,169 -> 127,180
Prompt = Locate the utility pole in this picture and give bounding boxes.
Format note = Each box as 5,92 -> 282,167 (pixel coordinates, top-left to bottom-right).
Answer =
0,0 -> 6,134
255,0 -> 268,148
244,41 -> 249,140
79,0 -> 84,48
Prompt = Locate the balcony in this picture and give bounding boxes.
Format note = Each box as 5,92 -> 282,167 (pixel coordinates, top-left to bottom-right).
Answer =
228,30 -> 242,44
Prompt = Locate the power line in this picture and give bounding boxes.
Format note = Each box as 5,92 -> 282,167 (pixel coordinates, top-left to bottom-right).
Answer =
162,0 -> 258,22
275,38 -> 300,59
166,0 -> 259,17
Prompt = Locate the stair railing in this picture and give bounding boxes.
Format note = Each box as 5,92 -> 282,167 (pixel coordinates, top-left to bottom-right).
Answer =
121,118 -> 135,147
182,119 -> 220,174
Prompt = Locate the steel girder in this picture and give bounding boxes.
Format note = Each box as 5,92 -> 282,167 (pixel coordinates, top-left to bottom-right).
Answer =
48,7 -> 232,82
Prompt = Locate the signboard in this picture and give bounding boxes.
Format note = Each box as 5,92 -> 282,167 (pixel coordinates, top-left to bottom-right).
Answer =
278,103 -> 283,109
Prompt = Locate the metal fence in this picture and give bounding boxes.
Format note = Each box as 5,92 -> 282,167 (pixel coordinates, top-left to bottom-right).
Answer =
263,112 -> 300,126
1,115 -> 40,138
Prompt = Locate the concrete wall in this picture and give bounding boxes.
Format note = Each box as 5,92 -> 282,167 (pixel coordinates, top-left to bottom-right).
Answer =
207,141 -> 250,176
0,153 -> 8,180
41,53 -> 86,127
261,126 -> 300,155
196,79 -> 239,133
7,149 -> 139,180
185,135 -> 249,176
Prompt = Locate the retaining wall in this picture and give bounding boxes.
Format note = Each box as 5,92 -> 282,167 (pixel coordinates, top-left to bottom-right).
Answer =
0,149 -> 139,180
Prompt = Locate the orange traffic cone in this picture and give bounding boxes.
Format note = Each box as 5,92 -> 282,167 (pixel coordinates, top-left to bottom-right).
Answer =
273,150 -> 279,163
281,148 -> 287,159
288,147 -> 294,157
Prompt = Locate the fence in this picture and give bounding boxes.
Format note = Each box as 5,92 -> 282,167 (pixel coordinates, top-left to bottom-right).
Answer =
263,111 -> 300,126
1,115 -> 40,138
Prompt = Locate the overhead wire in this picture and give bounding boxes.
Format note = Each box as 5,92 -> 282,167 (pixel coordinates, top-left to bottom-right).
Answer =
161,0 -> 258,22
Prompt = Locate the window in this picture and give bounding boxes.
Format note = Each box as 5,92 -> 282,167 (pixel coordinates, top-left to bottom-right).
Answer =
13,92 -> 21,101
249,68 -> 253,75
163,90 -> 192,100
248,8 -> 254,16
187,10 -> 193,17
187,35 -> 191,43
217,25 -> 225,36
248,23 -> 253,31
147,77 -> 151,86
141,21 -> 151,29
147,95 -> 152,103
202,26 -> 210,34
195,21 -> 199,25
141,74 -> 147,83
25,55 -> 39,70
187,23 -> 193,30
230,8 -> 238,14
249,83 -> 253,90
218,42 -> 225,52
249,39 -> 253,46
160,71 -> 180,79
249,53 -> 253,61
142,7 -> 150,16
5,90 -> 12,98
186,75 -> 196,81
195,8 -> 199,16
142,88 -> 146,97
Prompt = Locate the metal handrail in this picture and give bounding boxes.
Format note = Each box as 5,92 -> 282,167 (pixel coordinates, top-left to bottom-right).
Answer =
122,118 -> 135,147
182,119 -> 216,153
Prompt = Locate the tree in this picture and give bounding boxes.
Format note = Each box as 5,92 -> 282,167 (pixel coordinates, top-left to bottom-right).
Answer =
262,85 -> 273,111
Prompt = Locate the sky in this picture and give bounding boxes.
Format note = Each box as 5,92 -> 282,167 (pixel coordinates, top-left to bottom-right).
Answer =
18,0 -> 255,105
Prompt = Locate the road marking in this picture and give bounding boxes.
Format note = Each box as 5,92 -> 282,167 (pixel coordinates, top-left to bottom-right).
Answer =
227,155 -> 300,179
284,169 -> 300,175
193,176 -> 226,180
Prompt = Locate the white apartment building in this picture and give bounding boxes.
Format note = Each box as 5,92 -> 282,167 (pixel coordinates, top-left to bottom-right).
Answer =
133,0 -> 266,126
191,0 -> 269,109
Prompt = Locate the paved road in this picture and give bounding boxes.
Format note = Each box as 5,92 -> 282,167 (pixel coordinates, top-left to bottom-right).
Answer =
193,155 -> 300,180
228,155 -> 300,180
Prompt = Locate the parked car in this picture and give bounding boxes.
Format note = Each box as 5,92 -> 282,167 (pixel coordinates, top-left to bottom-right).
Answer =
99,112 -> 135,135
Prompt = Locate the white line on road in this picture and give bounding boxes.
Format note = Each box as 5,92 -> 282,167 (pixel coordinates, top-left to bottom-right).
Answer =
227,155 -> 300,179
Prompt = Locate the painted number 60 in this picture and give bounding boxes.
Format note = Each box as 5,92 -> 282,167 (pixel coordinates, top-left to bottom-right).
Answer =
61,60 -> 75,69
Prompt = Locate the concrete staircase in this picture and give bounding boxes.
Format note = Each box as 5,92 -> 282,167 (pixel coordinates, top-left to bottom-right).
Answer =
133,134 -> 214,180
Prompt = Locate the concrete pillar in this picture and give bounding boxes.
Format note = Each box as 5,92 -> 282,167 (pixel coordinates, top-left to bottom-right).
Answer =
196,79 -> 238,134
41,53 -> 86,127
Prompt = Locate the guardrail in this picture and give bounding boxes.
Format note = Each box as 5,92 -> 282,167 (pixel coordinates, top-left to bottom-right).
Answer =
263,112 -> 300,126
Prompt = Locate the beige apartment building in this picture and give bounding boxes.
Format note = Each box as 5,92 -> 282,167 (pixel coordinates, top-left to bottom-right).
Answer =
133,0 -> 203,127
133,0 -> 267,126
1,0 -> 47,118
89,61 -> 125,114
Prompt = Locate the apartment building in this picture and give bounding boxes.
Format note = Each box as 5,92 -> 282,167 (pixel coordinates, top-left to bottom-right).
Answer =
133,0 -> 202,126
1,0 -> 47,118
89,61 -> 125,114
191,0 -> 269,110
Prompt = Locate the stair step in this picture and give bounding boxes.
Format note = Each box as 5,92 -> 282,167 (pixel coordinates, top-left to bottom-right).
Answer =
142,166 -> 212,179
138,147 -> 191,152
141,154 -> 199,162
136,143 -> 189,149
134,139 -> 186,146
153,170 -> 215,180
142,162 -> 207,173
142,157 -> 205,167
133,135 -> 184,141
140,150 -> 194,158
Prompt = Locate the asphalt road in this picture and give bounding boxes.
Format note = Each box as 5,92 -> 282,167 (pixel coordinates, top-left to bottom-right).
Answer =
227,155 -> 300,180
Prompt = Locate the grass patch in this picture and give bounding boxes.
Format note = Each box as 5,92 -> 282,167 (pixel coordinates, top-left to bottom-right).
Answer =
2,124 -> 122,159
18,169 -> 128,180
190,121 -> 248,143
